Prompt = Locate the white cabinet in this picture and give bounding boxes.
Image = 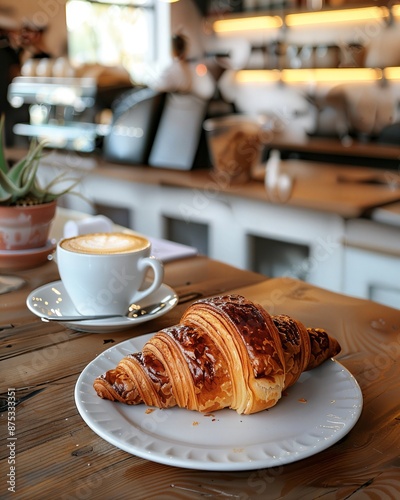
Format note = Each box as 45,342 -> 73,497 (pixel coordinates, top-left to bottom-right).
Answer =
227,194 -> 345,291
343,219 -> 400,309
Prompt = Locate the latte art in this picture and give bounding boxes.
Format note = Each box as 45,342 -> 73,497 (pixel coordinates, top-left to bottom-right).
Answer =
60,232 -> 149,255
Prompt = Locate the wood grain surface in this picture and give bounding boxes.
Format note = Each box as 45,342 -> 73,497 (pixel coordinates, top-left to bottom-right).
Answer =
86,158 -> 400,219
7,146 -> 400,218
1,259 -> 399,499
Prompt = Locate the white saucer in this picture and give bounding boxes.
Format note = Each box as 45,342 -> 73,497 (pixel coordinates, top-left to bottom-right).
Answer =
26,281 -> 178,333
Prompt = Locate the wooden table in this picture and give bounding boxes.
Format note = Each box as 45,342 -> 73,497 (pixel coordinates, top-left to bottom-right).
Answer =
1,228 -> 399,498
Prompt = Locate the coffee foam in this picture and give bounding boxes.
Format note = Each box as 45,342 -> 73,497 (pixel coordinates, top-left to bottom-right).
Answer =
61,232 -> 148,254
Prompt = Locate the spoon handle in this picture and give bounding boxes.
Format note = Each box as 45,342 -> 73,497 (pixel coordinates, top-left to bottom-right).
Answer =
41,314 -> 122,322
39,298 -> 176,323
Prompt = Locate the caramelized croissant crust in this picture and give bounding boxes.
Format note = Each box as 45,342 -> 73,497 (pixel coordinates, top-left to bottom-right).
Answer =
94,294 -> 341,415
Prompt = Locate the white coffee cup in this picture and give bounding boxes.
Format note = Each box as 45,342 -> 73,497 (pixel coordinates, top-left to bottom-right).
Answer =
57,232 -> 164,316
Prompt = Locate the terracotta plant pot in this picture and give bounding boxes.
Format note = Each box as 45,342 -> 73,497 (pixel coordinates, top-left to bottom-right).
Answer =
0,200 -> 57,251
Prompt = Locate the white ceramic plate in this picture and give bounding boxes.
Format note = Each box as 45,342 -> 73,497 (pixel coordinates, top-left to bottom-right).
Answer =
26,281 -> 178,332
75,334 -> 363,471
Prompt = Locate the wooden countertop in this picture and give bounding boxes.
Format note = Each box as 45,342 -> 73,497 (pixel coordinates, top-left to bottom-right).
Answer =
51,153 -> 400,219
1,212 -> 400,499
7,148 -> 400,218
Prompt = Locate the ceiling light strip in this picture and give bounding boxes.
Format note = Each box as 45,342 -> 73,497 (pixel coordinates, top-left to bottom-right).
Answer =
236,68 -> 383,84
285,7 -> 386,27
213,15 -> 282,33
212,6 -> 395,34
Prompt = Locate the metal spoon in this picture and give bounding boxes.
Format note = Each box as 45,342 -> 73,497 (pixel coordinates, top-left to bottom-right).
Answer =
40,297 -> 177,322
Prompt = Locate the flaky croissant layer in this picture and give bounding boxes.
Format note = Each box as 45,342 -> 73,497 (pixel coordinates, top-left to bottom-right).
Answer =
94,294 -> 341,415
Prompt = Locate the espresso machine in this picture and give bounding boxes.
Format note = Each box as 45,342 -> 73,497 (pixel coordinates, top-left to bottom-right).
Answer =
7,75 -> 102,152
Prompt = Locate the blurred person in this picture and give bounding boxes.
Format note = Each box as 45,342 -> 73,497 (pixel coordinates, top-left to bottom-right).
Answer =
152,33 -> 215,101
19,21 -> 52,63
0,15 -> 22,145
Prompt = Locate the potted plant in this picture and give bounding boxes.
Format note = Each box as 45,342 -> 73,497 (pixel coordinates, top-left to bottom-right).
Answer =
0,115 -> 78,251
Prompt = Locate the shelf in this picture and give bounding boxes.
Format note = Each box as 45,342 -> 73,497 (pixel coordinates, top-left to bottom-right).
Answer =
266,132 -> 400,168
207,3 -> 400,69
209,3 -> 400,29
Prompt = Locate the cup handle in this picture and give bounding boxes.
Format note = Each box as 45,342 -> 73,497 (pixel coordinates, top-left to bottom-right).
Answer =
133,257 -> 164,302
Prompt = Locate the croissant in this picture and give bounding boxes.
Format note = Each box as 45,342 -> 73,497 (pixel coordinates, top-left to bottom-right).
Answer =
93,294 -> 341,415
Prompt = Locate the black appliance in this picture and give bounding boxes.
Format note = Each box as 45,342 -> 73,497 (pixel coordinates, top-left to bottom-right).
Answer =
104,88 -> 210,170
148,93 -> 209,171
103,87 -> 165,164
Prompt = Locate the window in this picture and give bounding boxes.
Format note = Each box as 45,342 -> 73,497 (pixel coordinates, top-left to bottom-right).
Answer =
66,0 -> 170,84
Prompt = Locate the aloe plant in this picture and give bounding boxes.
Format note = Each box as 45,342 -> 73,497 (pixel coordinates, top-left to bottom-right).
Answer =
0,115 -> 79,206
